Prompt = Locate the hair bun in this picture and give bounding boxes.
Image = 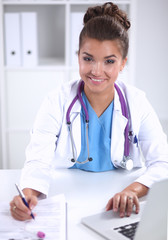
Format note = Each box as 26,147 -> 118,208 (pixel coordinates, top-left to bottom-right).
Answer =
84,2 -> 130,31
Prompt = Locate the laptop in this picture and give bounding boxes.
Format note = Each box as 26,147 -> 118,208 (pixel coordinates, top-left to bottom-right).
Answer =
82,179 -> 168,240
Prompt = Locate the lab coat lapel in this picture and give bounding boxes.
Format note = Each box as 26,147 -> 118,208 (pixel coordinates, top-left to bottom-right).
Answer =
111,88 -> 128,167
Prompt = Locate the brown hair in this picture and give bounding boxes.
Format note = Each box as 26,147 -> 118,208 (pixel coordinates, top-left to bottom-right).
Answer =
79,2 -> 131,59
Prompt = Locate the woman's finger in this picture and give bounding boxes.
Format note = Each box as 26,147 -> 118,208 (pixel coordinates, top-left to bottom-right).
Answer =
119,195 -> 127,217
10,204 -> 33,221
133,196 -> 140,214
106,198 -> 113,211
126,196 -> 134,217
10,195 -> 37,220
112,194 -> 121,212
10,196 -> 31,214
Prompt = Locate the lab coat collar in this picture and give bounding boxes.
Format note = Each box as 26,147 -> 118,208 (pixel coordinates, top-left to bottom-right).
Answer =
68,80 -> 82,116
68,83 -> 128,120
114,86 -> 124,112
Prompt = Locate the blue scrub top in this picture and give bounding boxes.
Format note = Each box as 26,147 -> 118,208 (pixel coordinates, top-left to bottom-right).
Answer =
70,91 -> 115,172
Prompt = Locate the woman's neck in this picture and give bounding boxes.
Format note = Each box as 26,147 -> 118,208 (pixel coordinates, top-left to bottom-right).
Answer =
84,86 -> 114,117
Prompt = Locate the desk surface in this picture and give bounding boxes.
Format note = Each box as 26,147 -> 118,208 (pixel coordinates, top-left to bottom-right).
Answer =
0,168 -> 146,240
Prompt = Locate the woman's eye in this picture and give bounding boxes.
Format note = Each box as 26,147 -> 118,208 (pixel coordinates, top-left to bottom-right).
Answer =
105,59 -> 115,64
83,57 -> 93,62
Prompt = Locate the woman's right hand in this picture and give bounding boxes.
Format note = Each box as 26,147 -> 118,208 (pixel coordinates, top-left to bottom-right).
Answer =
10,188 -> 40,221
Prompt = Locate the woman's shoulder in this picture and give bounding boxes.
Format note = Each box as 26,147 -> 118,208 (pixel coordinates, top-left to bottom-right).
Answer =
116,80 -> 145,100
36,80 -> 80,115
116,80 -> 150,117
116,80 -> 145,96
45,79 -> 80,102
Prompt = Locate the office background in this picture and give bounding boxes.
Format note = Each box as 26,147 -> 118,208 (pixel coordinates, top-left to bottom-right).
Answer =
0,0 -> 168,169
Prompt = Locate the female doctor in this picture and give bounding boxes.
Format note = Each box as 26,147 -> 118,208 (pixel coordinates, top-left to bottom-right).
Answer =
10,2 -> 168,220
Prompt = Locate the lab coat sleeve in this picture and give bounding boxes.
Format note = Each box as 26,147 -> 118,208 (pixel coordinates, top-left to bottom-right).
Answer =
20,86 -> 67,196
134,94 -> 168,188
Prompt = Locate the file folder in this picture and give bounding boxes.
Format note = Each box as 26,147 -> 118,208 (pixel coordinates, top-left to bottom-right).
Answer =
4,13 -> 21,66
21,12 -> 38,66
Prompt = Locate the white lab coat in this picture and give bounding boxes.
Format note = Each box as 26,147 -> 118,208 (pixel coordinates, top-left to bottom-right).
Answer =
20,79 -> 168,195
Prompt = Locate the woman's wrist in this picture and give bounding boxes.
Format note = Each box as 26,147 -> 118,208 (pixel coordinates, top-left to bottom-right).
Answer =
123,182 -> 149,198
22,188 -> 41,197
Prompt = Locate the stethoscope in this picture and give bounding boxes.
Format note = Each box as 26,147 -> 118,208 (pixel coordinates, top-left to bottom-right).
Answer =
66,80 -> 134,170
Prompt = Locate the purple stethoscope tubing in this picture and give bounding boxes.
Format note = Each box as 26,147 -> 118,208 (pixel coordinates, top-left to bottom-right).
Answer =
66,81 -> 89,124
66,80 -> 130,166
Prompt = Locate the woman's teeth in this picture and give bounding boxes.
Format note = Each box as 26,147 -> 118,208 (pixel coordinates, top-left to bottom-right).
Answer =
91,78 -> 104,82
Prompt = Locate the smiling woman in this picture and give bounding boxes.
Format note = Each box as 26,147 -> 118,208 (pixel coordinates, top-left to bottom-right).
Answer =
10,2 -> 168,221
78,2 -> 129,114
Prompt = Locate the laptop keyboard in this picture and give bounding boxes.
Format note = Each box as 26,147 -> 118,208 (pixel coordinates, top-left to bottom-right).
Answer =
113,221 -> 139,240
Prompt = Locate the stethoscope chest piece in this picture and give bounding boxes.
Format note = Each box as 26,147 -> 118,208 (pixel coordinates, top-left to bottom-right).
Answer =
120,156 -> 133,171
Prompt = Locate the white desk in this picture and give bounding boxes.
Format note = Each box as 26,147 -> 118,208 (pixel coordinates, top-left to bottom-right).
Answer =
0,168 -> 146,240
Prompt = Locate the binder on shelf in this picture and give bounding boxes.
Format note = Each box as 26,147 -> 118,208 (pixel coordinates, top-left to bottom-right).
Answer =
4,13 -> 21,66
20,12 -> 38,66
70,12 -> 84,66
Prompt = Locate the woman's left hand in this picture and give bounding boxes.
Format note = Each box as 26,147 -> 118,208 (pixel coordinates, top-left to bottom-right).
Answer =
105,182 -> 149,217
106,189 -> 139,217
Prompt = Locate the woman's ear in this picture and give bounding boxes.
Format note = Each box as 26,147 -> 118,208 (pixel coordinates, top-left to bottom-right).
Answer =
120,57 -> 127,71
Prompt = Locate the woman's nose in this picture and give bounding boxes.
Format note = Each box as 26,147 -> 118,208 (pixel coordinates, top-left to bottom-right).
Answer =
91,62 -> 104,76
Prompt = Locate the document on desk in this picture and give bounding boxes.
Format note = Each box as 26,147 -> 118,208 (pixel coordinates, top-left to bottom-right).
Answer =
0,194 -> 67,240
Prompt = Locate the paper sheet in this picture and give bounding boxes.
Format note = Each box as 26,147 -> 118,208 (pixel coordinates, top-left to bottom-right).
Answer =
0,194 -> 67,240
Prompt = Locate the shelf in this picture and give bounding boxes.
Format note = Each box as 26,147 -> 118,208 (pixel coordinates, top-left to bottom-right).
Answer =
4,66 -> 66,71
6,128 -> 30,133
2,0 -> 131,5
4,58 -> 65,70
3,4 -> 66,68
69,1 -> 131,4
2,1 -> 68,5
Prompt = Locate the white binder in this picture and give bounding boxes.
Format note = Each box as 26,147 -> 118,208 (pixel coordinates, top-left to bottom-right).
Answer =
20,12 -> 38,66
4,13 -> 21,66
70,12 -> 84,66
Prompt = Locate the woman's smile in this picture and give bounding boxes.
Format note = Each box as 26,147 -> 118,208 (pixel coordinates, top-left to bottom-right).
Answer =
88,76 -> 106,84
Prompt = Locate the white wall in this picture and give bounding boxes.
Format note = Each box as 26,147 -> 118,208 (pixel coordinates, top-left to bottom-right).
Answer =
0,2 -> 3,168
134,0 -> 168,135
0,114 -> 2,168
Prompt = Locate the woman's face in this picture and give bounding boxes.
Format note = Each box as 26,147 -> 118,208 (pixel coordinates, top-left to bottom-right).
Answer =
78,38 -> 127,96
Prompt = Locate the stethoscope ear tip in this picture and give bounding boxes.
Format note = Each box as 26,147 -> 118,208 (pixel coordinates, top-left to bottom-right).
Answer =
71,158 -> 75,163
88,157 -> 93,162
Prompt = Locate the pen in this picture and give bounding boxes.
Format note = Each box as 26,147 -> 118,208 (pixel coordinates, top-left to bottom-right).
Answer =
15,183 -> 35,220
